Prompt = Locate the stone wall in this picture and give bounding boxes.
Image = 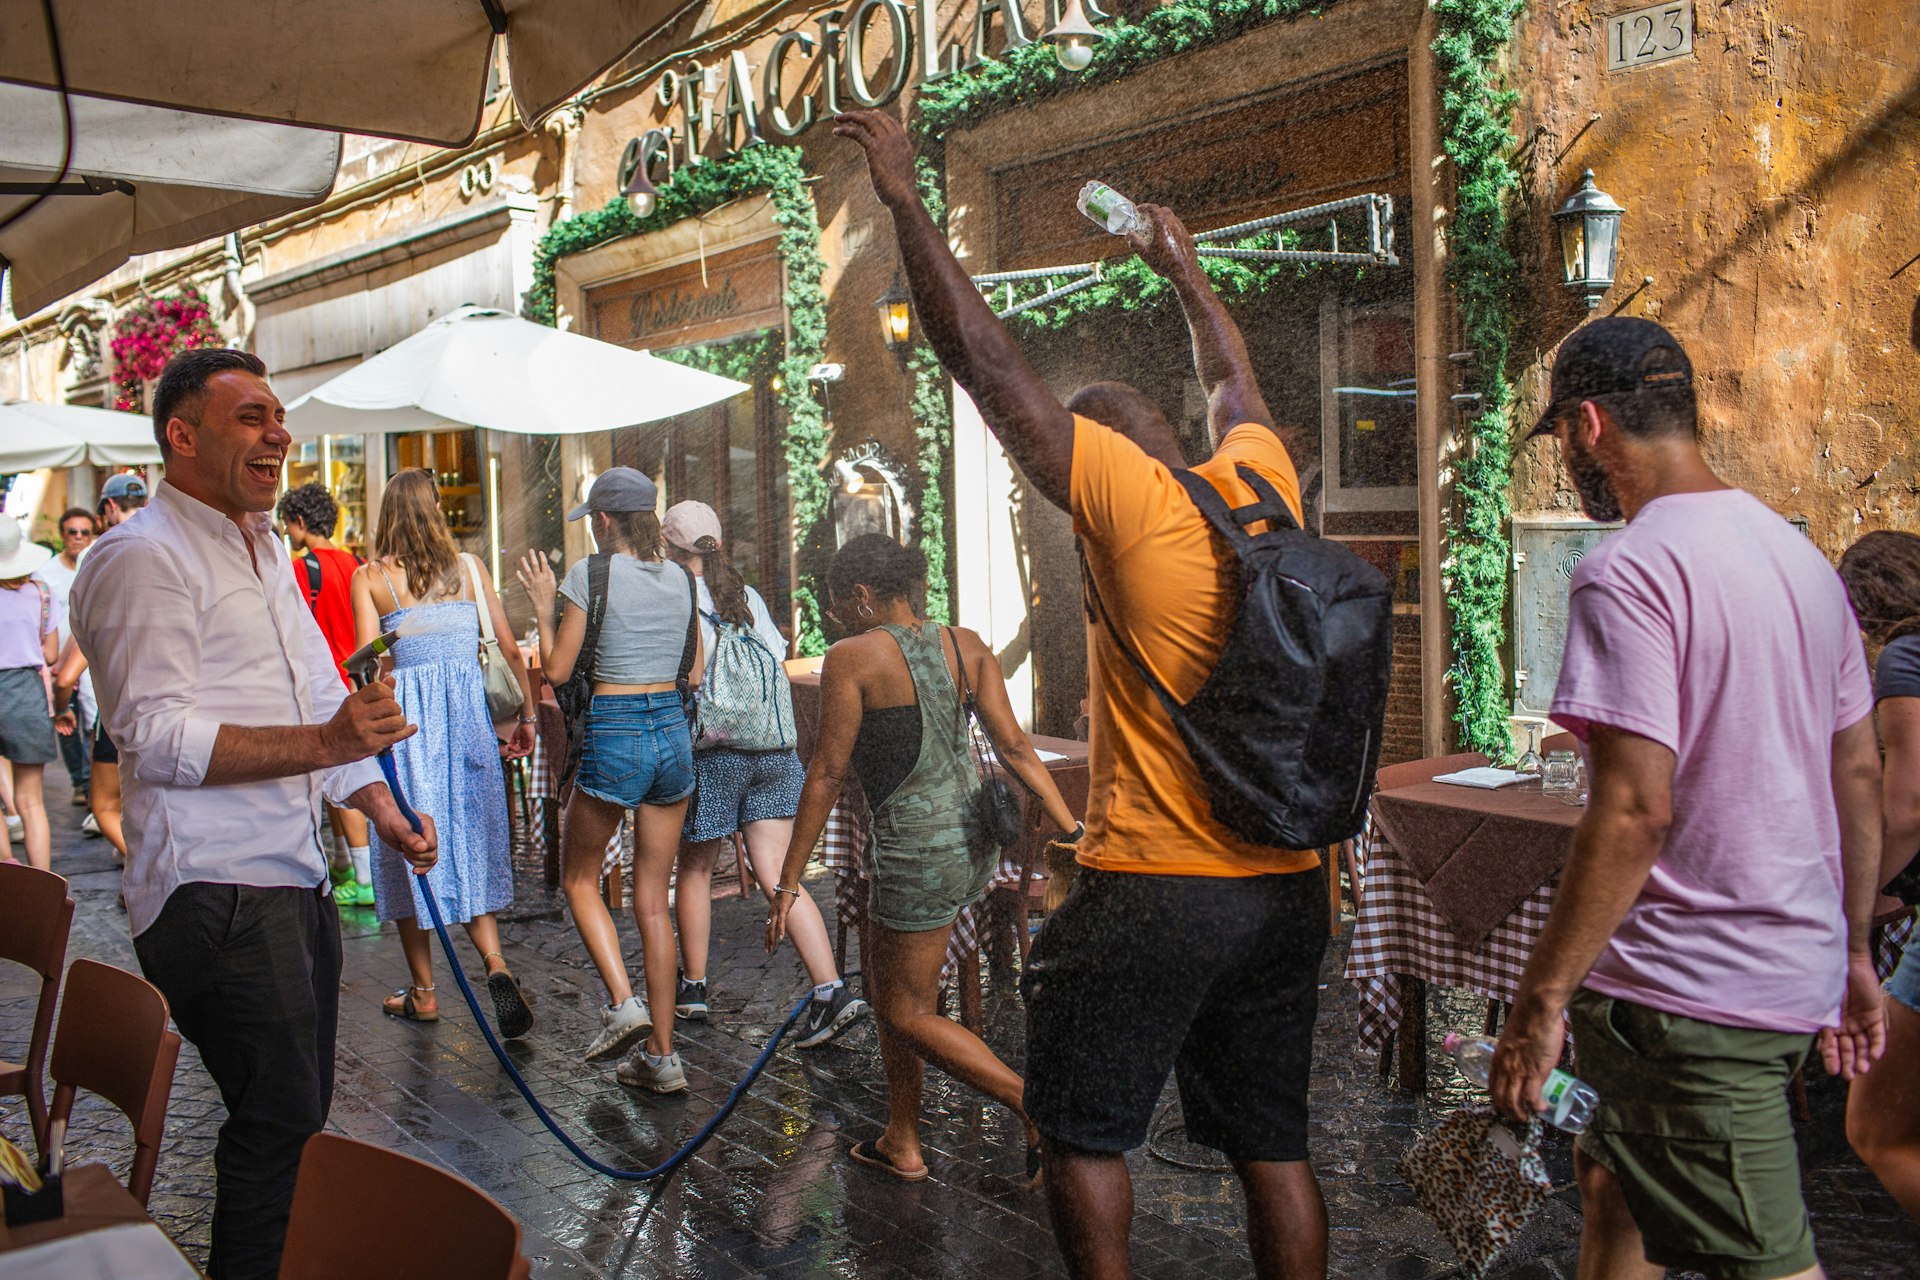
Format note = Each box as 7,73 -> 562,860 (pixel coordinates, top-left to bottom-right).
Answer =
1506,1 -> 1920,556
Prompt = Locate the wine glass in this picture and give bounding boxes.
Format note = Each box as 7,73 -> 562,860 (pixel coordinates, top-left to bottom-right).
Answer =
1513,723 -> 1543,779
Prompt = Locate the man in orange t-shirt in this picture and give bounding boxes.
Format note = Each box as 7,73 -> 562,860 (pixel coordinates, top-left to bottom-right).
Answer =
840,110 -> 1329,1279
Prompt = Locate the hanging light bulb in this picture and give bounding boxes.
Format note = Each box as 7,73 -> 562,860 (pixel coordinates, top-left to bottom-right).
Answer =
619,129 -> 669,220
624,166 -> 659,219
1042,0 -> 1104,72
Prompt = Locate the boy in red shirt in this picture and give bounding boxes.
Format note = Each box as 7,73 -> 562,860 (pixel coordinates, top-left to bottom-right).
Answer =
277,483 -> 373,904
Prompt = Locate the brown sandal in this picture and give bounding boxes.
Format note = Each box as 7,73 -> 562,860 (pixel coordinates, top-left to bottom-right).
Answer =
382,984 -> 439,1022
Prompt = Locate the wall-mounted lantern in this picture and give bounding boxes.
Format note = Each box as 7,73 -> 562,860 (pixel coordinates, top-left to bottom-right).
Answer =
875,275 -> 914,354
1041,0 -> 1105,72
1552,170 -> 1624,309
619,129 -> 670,220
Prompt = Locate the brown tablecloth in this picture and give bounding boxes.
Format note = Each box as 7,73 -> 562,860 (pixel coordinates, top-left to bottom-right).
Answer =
1367,780 -> 1580,949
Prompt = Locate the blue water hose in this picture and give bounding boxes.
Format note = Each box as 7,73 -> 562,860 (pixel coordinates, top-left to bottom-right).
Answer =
375,749 -> 811,1181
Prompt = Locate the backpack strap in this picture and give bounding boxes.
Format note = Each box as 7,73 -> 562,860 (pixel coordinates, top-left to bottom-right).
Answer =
302,551 -> 324,606
580,553 -> 610,686
1166,466 -> 1300,559
674,562 -> 699,707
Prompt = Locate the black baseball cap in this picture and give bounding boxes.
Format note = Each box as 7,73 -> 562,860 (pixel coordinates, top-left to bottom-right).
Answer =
1527,317 -> 1694,439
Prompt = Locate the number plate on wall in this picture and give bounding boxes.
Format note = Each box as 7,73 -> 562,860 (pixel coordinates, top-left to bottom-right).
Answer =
1606,3 -> 1692,72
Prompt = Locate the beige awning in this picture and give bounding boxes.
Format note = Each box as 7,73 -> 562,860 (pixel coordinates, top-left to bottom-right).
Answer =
0,84 -> 340,317
0,0 -> 692,148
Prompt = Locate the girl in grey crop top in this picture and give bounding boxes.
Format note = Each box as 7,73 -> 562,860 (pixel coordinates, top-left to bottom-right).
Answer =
557,555 -> 696,684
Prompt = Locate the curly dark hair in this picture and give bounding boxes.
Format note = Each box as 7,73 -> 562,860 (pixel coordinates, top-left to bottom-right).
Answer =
1840,530 -> 1920,647
276,482 -> 339,538
827,534 -> 926,606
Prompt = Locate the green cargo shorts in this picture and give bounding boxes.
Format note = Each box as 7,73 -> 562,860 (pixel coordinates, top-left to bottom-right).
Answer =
1569,989 -> 1817,1280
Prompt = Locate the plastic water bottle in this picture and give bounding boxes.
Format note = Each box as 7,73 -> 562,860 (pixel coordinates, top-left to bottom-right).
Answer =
1443,1031 -> 1597,1134
1077,180 -> 1152,237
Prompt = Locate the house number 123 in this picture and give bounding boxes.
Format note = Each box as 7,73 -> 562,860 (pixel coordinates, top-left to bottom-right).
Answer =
1606,3 -> 1692,72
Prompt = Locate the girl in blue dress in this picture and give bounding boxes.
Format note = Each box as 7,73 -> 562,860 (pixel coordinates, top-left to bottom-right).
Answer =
351,469 -> 538,1036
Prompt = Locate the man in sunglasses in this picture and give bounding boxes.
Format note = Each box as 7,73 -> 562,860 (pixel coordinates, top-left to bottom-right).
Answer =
34,507 -> 98,805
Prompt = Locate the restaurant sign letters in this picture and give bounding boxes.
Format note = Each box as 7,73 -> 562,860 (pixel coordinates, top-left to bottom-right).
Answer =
619,0 -> 1110,191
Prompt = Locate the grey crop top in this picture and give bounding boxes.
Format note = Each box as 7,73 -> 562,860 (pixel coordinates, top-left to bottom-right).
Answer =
557,555 -> 696,684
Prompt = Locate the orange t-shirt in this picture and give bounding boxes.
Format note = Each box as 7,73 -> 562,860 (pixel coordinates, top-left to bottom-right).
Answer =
1070,416 -> 1319,878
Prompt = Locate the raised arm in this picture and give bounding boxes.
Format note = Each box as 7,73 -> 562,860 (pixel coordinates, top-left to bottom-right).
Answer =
1126,204 -> 1279,451
835,109 -> 1076,512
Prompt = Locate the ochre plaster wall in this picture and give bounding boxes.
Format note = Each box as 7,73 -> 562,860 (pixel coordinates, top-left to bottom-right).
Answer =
1507,1 -> 1920,554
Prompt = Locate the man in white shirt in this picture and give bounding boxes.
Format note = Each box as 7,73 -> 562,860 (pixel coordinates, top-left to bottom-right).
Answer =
72,348 -> 438,1280
33,506 -> 96,803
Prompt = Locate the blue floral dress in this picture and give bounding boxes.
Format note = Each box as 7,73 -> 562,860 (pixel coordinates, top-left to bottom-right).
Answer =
369,597 -> 514,926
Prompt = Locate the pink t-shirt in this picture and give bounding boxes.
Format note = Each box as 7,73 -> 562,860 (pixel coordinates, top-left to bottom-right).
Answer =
1551,489 -> 1872,1033
0,579 -> 53,670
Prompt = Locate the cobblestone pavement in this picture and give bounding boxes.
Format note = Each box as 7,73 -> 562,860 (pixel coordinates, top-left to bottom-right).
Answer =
3,771 -> 1916,1278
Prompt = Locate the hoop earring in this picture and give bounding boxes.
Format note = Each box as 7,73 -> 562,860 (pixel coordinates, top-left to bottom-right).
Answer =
856,601 -> 875,621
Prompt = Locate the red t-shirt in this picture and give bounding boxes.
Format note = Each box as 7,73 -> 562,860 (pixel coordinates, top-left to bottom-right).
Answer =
296,546 -> 360,685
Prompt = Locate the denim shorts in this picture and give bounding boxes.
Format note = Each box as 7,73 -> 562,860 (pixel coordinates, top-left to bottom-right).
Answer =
576,693 -> 695,809
1889,944 -> 1920,1017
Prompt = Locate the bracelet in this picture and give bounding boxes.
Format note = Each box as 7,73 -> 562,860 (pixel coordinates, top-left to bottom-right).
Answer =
516,715 -> 537,724
773,885 -> 802,899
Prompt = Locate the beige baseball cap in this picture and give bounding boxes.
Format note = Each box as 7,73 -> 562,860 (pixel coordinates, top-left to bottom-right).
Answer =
661,500 -> 724,552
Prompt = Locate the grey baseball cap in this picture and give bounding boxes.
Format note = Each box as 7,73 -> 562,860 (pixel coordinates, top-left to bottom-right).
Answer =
567,466 -> 658,521
101,473 -> 148,502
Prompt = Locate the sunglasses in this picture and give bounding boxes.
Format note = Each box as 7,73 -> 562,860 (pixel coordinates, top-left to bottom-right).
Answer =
61,526 -> 95,538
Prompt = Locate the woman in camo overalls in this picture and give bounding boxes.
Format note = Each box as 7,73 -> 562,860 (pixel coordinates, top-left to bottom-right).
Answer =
769,534 -> 1081,1185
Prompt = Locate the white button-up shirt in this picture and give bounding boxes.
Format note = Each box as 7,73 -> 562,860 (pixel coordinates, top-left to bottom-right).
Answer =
71,481 -> 383,935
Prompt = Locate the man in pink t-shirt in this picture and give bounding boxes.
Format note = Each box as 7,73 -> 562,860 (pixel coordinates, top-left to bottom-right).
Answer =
1488,319 -> 1886,1280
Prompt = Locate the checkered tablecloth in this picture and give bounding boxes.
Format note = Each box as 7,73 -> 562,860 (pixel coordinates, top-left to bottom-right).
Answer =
1343,815 -> 1558,1056
816,778 -> 1028,986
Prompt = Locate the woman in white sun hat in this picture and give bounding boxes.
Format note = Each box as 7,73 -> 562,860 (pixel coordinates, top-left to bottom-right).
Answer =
0,514 -> 59,870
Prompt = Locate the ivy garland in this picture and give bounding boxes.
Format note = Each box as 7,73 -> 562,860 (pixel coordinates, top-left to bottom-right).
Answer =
526,146 -> 835,656
1433,0 -> 1526,758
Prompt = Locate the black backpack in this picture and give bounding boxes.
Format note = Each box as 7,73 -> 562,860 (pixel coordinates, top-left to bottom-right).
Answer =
1084,465 -> 1393,849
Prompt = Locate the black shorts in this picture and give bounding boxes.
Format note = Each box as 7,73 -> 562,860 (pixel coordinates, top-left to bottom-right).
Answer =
91,727 -> 118,765
1022,864 -> 1328,1163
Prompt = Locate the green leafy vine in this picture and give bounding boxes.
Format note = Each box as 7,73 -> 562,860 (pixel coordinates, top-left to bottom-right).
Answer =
526,146 -> 834,655
1434,0 -> 1525,757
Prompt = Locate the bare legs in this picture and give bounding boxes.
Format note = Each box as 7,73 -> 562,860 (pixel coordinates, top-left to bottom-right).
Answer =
633,801 -> 688,1057
384,913 -> 510,1017
559,788 -> 689,1055
1572,1151 -> 1664,1280
91,760 -> 126,860
1041,1147 -> 1326,1280
1849,993 -> 1920,1220
866,920 -> 1037,1175
677,819 -> 842,988
11,763 -> 49,871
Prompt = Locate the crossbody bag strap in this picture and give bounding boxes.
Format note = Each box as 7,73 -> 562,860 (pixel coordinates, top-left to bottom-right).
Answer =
302,551 -> 324,605
462,554 -> 499,647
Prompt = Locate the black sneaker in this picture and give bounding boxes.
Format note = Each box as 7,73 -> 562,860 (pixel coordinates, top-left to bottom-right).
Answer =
675,977 -> 709,1021
795,985 -> 869,1049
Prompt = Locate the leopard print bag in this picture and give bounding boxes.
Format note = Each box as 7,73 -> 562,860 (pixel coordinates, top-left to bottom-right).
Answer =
1397,1104 -> 1552,1277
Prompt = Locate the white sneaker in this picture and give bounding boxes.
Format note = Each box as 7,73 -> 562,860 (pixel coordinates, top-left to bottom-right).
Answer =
5,814 -> 20,843
80,813 -> 101,838
616,1045 -> 688,1093
583,995 -> 651,1061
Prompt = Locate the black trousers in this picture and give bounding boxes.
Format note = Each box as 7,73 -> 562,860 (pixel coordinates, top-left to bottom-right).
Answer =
134,882 -> 340,1280
58,717 -> 89,790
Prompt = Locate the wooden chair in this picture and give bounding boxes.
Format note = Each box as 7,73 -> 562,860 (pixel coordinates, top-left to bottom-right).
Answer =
0,862 -> 74,1157
1540,731 -> 1577,756
46,958 -> 182,1206
279,1133 -> 530,1280
534,699 -> 567,886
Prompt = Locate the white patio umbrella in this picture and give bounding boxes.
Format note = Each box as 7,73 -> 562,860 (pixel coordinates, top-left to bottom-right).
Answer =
1,0 -> 691,148
0,83 -> 340,316
0,399 -> 162,472
284,306 -> 752,439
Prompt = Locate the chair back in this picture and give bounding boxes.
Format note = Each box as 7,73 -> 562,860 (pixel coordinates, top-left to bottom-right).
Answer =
47,959 -> 182,1206
1375,752 -> 1490,794
0,862 -> 74,1151
280,1133 -> 527,1280
1541,731 -> 1577,756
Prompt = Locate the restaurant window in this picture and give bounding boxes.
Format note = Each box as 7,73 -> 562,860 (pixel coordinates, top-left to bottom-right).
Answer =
1320,292 -> 1418,512
285,434 -> 369,556
390,429 -> 487,560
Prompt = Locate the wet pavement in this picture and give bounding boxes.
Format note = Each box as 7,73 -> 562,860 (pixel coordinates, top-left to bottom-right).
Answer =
3,770 -> 1917,1278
